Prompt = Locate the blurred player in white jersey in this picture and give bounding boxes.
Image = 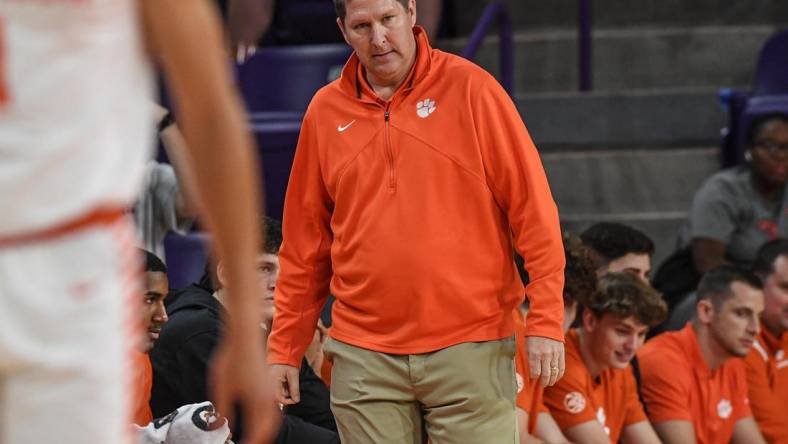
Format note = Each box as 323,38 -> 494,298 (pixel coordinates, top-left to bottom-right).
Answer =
0,1 -> 276,442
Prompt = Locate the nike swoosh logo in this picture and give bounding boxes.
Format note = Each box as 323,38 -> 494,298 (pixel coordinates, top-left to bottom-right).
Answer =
338,120 -> 356,132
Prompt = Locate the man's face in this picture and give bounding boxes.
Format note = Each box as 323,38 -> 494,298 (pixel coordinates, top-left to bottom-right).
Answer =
142,271 -> 168,352
338,0 -> 417,87
585,313 -> 648,370
762,255 -> 788,335
258,253 -> 280,330
707,282 -> 764,358
602,253 -> 651,283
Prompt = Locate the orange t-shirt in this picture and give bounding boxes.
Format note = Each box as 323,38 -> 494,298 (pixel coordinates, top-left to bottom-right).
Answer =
131,351 -> 153,426
543,329 -> 647,443
743,323 -> 788,444
638,324 -> 752,444
513,310 -> 548,434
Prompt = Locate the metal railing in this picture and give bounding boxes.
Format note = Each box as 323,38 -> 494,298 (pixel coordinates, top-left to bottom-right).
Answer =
461,2 -> 514,97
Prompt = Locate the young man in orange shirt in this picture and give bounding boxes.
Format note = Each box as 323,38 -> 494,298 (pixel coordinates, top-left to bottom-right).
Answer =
747,240 -> 788,443
580,222 -> 654,284
131,250 -> 170,426
638,266 -> 767,444
543,273 -> 665,444
515,236 -> 596,443
267,0 -> 565,442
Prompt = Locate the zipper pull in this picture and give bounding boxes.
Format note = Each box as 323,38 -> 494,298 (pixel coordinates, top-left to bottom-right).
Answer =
384,110 -> 390,122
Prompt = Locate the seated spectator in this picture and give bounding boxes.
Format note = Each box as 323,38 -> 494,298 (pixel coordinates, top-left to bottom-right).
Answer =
132,249 -> 170,426
638,266 -> 767,444
515,234 -> 596,444
580,222 -> 654,283
149,217 -> 338,443
685,113 -> 788,274
543,273 -> 666,444
746,239 -> 788,443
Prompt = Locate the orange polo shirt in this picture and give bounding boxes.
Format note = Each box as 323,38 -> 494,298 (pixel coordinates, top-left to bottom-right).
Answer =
543,329 -> 647,443
513,309 -> 548,434
638,324 -> 752,444
131,351 -> 153,426
743,323 -> 788,444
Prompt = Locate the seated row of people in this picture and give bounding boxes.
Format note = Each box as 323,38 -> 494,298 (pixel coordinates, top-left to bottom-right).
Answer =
516,223 -> 786,444
133,218 -> 339,443
133,218 -> 786,444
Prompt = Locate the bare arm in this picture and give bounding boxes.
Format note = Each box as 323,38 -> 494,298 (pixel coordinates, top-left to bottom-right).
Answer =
151,103 -> 201,219
731,417 -> 767,444
563,420 -> 614,444
620,421 -> 661,444
517,408 -> 545,444
535,412 -> 573,444
140,0 -> 276,442
691,238 -> 728,274
228,0 -> 274,60
652,420 -> 697,444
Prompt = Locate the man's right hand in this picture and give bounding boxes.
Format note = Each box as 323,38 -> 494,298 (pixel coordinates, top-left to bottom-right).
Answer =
270,364 -> 301,405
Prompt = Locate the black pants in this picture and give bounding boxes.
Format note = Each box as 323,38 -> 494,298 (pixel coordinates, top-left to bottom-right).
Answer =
274,415 -> 340,444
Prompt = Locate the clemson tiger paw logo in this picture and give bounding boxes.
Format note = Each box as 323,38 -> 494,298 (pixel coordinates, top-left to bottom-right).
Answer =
563,391 -> 586,414
416,98 -> 437,118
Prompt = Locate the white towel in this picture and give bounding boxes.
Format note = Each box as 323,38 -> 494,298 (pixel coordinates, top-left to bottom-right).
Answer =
135,401 -> 233,444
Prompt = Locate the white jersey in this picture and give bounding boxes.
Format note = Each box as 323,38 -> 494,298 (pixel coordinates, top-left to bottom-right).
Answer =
0,0 -> 154,237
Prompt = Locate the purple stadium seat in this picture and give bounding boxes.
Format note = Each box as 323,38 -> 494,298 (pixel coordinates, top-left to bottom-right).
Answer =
163,232 -> 211,290
752,30 -> 788,96
720,30 -> 788,166
237,44 -> 352,113
250,115 -> 302,221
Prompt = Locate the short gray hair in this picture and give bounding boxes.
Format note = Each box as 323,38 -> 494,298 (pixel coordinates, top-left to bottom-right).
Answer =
333,0 -> 409,20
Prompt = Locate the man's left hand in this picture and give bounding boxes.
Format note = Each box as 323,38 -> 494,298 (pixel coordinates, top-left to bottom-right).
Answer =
526,336 -> 565,387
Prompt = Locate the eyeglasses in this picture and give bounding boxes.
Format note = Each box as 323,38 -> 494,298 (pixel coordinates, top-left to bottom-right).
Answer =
753,139 -> 788,156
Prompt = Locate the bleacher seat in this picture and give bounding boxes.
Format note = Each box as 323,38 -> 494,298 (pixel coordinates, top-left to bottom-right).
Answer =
237,44 -> 352,113
751,30 -> 788,97
163,232 -> 211,290
720,30 -> 788,166
250,115 -> 302,221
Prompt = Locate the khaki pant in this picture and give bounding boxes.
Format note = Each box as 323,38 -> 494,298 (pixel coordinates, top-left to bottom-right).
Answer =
323,337 -> 518,444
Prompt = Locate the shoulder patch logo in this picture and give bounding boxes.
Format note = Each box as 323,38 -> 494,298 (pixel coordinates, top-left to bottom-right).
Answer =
717,399 -> 732,419
563,391 -> 586,414
416,98 -> 436,118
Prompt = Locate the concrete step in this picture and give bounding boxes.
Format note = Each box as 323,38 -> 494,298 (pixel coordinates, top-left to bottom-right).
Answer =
438,25 -> 778,93
542,147 -> 721,267
449,0 -> 788,34
542,147 -> 719,214
516,88 -> 726,150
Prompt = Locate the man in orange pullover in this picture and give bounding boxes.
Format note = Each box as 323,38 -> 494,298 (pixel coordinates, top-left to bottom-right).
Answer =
747,240 -> 788,443
267,0 -> 565,442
